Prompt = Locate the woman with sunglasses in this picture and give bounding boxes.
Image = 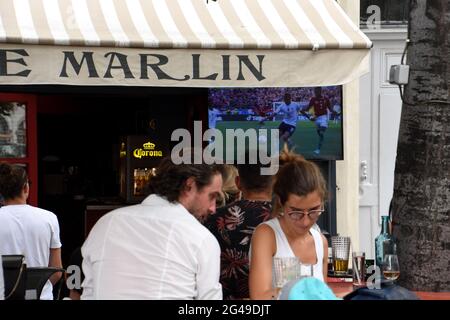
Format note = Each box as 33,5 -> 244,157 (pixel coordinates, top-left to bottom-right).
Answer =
249,150 -> 329,300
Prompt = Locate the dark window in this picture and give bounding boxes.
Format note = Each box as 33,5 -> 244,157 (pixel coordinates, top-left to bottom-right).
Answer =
314,160 -> 337,237
360,0 -> 409,28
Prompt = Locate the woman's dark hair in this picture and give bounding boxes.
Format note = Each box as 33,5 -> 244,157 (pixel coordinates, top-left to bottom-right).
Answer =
0,162 -> 28,200
273,149 -> 327,214
148,155 -> 224,203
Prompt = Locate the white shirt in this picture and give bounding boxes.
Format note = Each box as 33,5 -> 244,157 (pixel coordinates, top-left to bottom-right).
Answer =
0,251 -> 4,300
81,194 -> 222,300
0,204 -> 62,300
263,218 -> 324,282
277,102 -> 300,126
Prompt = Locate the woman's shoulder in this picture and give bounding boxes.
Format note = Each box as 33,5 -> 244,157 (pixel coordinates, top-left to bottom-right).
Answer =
251,219 -> 277,253
259,217 -> 278,228
254,220 -> 277,238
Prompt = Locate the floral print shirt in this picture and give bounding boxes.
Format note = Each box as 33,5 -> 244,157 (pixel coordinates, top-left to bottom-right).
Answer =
205,199 -> 272,300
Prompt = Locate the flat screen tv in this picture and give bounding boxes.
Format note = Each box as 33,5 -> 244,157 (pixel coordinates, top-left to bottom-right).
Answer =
207,86 -> 343,160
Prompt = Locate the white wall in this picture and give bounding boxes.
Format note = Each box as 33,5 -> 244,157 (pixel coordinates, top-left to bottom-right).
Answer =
358,29 -> 407,259
335,0 -> 361,251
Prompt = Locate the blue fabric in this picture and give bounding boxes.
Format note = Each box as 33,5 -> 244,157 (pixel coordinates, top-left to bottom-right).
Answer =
279,277 -> 340,300
344,283 -> 419,300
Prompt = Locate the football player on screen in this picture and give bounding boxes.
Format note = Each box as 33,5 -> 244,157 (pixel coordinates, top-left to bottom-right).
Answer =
303,87 -> 335,155
274,93 -> 302,150
254,104 -> 273,126
208,106 -> 221,144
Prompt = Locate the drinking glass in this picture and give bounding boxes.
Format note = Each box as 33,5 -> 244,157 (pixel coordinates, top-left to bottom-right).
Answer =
352,251 -> 366,287
273,257 -> 303,289
300,263 -> 313,278
383,254 -> 400,281
331,236 -> 351,275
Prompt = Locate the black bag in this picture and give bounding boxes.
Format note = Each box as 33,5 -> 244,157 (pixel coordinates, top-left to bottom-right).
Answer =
2,255 -> 27,300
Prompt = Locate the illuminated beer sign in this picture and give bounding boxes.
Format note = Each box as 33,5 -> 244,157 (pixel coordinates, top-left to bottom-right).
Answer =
133,141 -> 163,159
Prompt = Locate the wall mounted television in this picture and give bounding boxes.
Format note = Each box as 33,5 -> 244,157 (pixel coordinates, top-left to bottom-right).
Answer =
207,86 -> 343,160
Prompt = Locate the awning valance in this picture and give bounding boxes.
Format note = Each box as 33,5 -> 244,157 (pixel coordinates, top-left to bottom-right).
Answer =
0,0 -> 372,87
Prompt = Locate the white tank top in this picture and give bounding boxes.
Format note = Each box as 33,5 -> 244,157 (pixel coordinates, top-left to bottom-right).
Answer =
263,218 -> 324,282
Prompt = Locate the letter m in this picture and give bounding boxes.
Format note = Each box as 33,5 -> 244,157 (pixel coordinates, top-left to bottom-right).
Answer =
225,128 -> 258,164
60,51 -> 99,77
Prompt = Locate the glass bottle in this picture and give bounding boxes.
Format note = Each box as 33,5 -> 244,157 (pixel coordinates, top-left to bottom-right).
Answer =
375,216 -> 397,270
327,247 -> 333,274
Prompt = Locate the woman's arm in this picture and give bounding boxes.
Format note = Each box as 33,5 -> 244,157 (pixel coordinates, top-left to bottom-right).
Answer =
322,234 -> 328,282
249,224 -> 277,300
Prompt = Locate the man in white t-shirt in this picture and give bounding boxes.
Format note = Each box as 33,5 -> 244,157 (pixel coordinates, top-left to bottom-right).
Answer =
0,163 -> 62,300
81,152 -> 224,300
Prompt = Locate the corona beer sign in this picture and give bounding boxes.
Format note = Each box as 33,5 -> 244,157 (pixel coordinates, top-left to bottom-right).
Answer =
133,141 -> 163,159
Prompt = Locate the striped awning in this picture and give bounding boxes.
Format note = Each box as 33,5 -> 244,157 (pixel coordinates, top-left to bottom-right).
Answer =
0,0 -> 372,87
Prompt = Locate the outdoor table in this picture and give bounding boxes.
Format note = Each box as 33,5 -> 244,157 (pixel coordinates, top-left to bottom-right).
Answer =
327,281 -> 450,300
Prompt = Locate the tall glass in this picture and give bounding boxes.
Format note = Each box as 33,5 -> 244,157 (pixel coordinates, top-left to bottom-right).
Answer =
331,236 -> 351,275
300,263 -> 314,278
273,257 -> 303,289
352,251 -> 366,287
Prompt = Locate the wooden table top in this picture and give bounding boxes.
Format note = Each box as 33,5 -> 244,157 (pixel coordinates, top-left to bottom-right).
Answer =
327,282 -> 450,300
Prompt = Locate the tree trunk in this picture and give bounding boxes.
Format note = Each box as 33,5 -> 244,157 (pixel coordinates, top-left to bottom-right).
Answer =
392,0 -> 450,291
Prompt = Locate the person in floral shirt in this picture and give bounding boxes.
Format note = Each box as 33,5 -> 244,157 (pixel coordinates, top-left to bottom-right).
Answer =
205,162 -> 273,299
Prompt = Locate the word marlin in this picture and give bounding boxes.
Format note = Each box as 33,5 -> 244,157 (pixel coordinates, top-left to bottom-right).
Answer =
0,49 -> 266,82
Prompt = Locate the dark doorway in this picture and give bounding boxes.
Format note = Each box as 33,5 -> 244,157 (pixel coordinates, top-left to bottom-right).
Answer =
36,90 -> 201,266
